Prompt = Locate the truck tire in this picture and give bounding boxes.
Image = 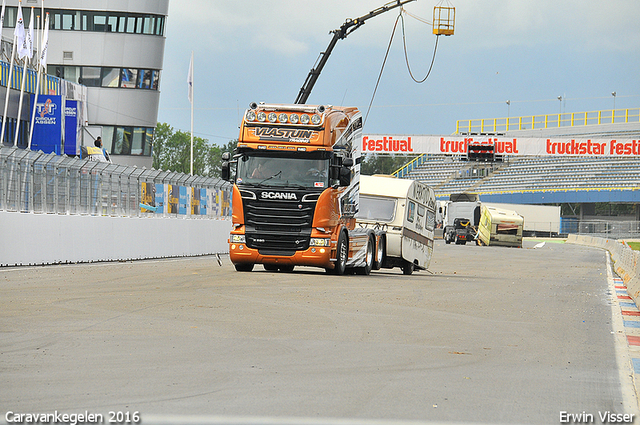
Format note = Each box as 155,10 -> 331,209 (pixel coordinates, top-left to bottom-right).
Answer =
234,263 -> 254,272
402,260 -> 414,275
279,265 -> 295,272
327,231 -> 348,275
263,264 -> 279,271
355,235 -> 374,275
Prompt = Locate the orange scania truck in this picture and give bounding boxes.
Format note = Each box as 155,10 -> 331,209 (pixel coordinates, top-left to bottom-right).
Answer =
221,102 -> 384,275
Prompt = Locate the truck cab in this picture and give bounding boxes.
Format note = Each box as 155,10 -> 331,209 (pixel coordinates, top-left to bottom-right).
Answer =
222,103 -> 381,275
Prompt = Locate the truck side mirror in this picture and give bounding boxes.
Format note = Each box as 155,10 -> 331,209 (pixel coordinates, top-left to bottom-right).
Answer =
221,161 -> 231,181
222,152 -> 230,161
339,166 -> 351,186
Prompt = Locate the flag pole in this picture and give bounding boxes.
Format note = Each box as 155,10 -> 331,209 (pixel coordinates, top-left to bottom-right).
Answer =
14,6 -> 32,148
1,34 -> 17,146
189,51 -> 194,176
29,12 -> 47,150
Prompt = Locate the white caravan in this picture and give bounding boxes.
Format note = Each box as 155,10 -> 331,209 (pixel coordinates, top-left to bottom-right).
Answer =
357,175 -> 436,275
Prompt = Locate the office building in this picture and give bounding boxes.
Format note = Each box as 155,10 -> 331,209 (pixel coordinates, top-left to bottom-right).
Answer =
2,0 -> 170,168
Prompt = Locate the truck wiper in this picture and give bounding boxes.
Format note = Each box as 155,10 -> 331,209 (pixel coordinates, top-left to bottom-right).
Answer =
259,170 -> 282,185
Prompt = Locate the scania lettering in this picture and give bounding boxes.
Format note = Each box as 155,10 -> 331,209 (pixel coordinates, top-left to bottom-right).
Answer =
222,103 -> 384,275
261,192 -> 297,200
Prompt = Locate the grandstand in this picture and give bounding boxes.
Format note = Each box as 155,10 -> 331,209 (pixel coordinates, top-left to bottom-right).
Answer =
391,108 -> 640,228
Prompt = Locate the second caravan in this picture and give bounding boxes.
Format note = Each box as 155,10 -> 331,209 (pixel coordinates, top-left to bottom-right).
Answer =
356,175 -> 436,275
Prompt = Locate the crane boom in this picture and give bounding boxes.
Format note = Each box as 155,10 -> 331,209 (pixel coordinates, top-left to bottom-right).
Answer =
294,0 -> 417,105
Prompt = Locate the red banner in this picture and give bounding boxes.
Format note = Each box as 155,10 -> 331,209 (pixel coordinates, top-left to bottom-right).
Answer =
363,135 -> 640,157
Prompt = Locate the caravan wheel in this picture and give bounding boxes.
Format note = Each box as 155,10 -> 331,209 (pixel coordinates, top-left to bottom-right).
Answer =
402,260 -> 414,275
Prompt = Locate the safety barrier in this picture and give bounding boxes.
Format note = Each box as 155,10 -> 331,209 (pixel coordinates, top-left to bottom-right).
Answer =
0,146 -> 233,266
0,146 -> 231,217
567,235 -> 640,307
455,108 -> 640,134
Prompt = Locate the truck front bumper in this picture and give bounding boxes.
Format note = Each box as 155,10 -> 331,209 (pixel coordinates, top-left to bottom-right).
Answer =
229,242 -> 335,270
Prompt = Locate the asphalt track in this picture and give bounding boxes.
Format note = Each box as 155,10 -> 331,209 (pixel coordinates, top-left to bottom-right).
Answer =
1,239 -> 638,425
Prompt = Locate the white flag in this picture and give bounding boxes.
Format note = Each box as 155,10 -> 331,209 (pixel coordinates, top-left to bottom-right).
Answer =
15,2 -> 27,59
187,52 -> 193,103
39,13 -> 49,70
25,7 -> 33,59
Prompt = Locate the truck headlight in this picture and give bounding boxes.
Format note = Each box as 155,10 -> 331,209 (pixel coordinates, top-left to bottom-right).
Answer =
230,234 -> 246,244
309,238 -> 330,247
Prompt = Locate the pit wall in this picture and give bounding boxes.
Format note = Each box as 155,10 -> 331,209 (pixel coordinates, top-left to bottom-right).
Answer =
567,234 -> 640,306
0,211 -> 232,267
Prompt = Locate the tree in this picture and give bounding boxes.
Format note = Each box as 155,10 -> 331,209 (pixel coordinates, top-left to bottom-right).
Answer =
152,123 -> 237,178
361,153 -> 417,176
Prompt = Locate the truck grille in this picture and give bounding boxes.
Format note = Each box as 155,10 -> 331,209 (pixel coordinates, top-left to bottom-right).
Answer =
243,197 -> 316,253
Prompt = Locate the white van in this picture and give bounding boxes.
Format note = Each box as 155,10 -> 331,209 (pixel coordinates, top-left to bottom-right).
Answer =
357,175 -> 436,275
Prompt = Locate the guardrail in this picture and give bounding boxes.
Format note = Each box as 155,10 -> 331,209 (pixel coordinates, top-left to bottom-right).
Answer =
0,146 -> 231,218
567,235 -> 640,307
456,108 -> 640,134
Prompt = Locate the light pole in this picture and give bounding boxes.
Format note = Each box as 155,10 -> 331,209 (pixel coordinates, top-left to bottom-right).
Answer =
506,100 -> 511,131
557,96 -> 562,114
612,91 -> 616,110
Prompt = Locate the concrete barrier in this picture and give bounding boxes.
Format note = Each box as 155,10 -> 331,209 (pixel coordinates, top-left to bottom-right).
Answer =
0,211 -> 231,266
567,234 -> 640,306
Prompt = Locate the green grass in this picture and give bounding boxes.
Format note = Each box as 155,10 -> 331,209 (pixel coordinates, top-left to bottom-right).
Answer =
625,242 -> 640,251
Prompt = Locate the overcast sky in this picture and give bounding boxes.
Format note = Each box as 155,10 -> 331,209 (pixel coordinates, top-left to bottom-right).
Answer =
156,0 -> 640,145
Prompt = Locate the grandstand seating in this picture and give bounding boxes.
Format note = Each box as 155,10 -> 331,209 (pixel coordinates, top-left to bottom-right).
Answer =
402,155 -> 640,199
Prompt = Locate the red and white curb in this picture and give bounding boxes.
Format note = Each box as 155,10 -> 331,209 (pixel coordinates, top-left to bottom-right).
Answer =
607,253 -> 640,413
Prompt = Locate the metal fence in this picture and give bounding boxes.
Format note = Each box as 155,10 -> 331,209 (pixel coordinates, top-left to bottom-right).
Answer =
0,146 -> 232,218
561,219 -> 640,239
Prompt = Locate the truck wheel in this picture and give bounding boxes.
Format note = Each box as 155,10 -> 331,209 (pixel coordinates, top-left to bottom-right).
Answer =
263,264 -> 279,271
373,235 -> 385,270
329,231 -> 348,275
234,263 -> 254,272
279,265 -> 295,272
402,260 -> 414,275
355,235 -> 374,275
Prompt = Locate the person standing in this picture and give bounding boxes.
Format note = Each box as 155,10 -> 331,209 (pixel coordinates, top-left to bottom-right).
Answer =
94,136 -> 111,162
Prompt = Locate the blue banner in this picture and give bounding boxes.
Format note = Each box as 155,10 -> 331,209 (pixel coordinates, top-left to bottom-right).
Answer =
31,95 -> 63,155
200,189 -> 207,216
64,100 -> 79,156
178,186 -> 188,215
155,184 -> 165,214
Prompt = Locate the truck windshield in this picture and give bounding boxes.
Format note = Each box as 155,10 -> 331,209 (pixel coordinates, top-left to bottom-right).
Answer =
236,154 -> 330,189
357,195 -> 396,222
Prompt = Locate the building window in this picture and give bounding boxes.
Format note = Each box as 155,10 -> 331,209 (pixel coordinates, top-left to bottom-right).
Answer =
101,68 -> 120,87
0,7 -> 166,36
120,68 -> 138,88
64,66 -> 80,84
4,7 -> 163,33
81,67 -> 101,87
131,127 -> 146,155
126,16 -> 137,33
101,125 -> 154,156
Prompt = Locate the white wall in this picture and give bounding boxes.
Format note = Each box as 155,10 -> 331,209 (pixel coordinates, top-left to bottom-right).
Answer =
0,211 -> 231,266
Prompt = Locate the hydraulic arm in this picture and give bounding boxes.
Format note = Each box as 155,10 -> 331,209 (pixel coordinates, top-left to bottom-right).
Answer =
294,0 -> 416,105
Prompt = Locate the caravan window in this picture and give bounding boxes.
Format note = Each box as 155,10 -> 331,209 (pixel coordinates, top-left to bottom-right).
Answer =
407,201 -> 416,223
496,223 -> 519,235
356,196 -> 396,222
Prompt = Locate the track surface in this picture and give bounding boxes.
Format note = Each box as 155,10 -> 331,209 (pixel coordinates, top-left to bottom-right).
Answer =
0,240 -> 636,424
